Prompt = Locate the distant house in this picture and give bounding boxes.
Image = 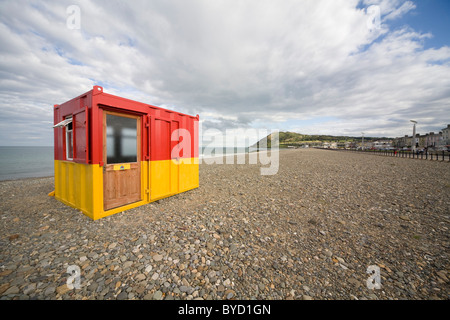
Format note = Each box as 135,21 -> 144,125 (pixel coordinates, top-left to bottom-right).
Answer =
321,142 -> 338,149
393,135 -> 412,148
365,141 -> 374,149
441,124 -> 450,146
425,132 -> 442,149
418,134 -> 427,148
372,140 -> 393,150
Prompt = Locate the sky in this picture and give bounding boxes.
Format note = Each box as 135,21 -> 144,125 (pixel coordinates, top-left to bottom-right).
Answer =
0,0 -> 449,146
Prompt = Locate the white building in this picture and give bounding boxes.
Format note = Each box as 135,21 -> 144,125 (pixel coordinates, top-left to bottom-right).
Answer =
372,140 -> 393,150
441,124 -> 450,146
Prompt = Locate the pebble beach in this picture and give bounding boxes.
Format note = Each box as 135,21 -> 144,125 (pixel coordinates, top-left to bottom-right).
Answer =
0,148 -> 449,300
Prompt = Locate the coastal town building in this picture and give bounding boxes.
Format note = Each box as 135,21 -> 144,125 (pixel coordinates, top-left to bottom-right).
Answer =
321,142 -> 338,149
442,124 -> 450,146
346,141 -> 357,149
393,124 -> 449,150
425,132 -> 442,148
392,135 -> 412,148
371,140 -> 393,150
418,134 -> 427,148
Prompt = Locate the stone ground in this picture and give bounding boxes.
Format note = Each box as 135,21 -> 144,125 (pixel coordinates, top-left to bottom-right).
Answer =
0,148 -> 449,300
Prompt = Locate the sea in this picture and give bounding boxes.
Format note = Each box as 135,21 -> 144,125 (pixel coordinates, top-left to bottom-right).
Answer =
0,146 -> 54,181
0,146 -> 262,181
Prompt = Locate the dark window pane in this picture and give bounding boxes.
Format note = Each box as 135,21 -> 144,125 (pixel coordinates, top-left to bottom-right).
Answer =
65,116 -> 73,160
106,114 -> 137,164
67,131 -> 73,159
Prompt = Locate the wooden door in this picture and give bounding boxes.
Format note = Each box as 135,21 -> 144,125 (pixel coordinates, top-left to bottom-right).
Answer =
103,111 -> 141,211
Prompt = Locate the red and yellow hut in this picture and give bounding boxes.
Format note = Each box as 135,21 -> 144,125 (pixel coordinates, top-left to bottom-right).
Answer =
50,86 -> 199,220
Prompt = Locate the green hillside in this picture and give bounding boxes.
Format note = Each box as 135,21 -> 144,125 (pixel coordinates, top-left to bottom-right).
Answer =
252,131 -> 384,148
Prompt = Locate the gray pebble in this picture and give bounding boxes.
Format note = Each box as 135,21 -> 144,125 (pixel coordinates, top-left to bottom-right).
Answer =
153,290 -> 163,300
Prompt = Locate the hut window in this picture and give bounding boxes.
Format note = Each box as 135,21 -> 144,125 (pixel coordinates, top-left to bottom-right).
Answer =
106,114 -> 137,164
65,116 -> 73,160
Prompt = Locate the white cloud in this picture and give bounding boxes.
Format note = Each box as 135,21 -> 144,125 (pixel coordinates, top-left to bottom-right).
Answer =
383,1 -> 416,21
0,0 -> 449,146
362,0 -> 416,21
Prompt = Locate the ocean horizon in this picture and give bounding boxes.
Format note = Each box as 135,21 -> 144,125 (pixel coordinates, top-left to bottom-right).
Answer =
0,146 -> 263,181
